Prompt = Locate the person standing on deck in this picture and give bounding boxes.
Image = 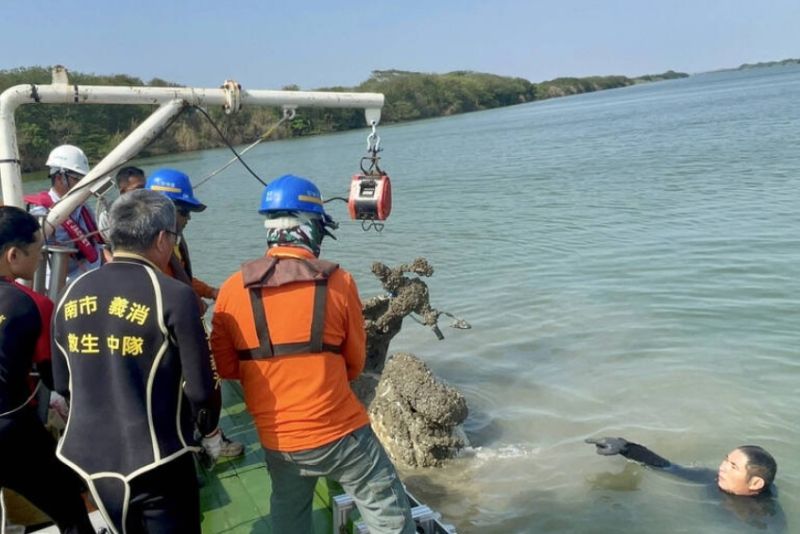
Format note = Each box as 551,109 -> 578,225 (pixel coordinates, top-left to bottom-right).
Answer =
0,207 -> 95,534
97,166 -> 147,243
51,190 -> 221,533
145,169 -> 219,311
210,175 -> 415,534
25,144 -> 104,283
145,168 -> 244,459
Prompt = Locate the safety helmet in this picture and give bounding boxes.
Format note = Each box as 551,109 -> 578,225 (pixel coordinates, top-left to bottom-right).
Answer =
145,168 -> 206,212
260,174 -> 337,241
258,175 -> 328,216
46,144 -> 90,176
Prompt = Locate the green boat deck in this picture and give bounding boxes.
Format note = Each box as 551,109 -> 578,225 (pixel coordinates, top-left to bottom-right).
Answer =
199,381 -> 338,534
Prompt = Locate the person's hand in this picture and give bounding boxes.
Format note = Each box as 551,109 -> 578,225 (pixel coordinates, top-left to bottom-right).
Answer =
586,436 -> 629,456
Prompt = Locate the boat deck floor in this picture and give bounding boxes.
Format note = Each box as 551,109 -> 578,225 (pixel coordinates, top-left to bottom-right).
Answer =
28,381 -> 339,534
200,381 -> 336,533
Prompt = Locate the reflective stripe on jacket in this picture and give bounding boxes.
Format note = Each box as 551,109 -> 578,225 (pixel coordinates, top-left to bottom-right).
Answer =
211,246 -> 369,452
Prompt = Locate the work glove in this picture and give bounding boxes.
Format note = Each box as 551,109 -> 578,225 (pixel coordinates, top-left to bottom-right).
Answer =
586,436 -> 629,456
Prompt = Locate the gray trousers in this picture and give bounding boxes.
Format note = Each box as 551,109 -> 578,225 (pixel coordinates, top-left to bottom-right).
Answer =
263,425 -> 414,534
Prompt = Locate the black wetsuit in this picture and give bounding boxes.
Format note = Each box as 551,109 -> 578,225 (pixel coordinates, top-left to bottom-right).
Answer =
621,442 -> 786,531
51,254 -> 221,534
0,277 -> 94,534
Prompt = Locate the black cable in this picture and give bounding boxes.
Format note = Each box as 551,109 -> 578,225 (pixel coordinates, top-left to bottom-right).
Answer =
324,196 -> 349,204
191,105 -> 267,186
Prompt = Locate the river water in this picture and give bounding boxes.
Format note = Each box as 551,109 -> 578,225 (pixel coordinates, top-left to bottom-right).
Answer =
24,65 -> 800,532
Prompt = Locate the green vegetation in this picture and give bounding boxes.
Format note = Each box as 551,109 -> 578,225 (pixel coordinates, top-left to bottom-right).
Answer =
0,66 -> 687,172
633,70 -> 689,83
735,58 -> 800,70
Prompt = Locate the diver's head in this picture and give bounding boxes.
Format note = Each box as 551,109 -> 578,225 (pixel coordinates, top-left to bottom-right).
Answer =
259,175 -> 337,257
718,446 -> 776,496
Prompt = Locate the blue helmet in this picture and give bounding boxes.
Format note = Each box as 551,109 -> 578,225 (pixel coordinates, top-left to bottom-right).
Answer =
146,168 -> 206,212
259,175 -> 327,216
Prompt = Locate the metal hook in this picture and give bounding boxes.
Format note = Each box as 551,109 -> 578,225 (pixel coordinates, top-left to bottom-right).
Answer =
283,106 -> 296,120
366,122 -> 381,154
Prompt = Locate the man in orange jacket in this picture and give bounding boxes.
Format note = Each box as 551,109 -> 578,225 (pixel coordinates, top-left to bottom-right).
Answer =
211,175 -> 413,534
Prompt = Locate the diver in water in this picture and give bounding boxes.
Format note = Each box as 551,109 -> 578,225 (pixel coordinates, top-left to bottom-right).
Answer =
586,437 -> 785,530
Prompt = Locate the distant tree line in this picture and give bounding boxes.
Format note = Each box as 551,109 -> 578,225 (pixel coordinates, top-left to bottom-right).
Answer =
734,58 -> 800,70
0,66 -> 687,172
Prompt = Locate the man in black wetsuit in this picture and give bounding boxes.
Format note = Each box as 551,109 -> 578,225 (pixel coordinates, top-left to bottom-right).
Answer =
587,437 -> 784,529
51,190 -> 221,534
0,206 -> 94,534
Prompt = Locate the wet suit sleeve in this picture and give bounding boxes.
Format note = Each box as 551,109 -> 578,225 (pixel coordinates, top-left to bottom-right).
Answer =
621,442 -> 717,484
209,278 -> 240,380
167,283 -> 221,436
341,272 -> 366,381
620,442 -> 673,468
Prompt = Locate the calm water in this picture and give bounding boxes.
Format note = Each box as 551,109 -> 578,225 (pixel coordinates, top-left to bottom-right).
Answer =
25,65 -> 800,532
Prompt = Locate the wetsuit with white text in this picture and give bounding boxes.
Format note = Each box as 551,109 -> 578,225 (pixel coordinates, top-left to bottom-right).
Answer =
52,254 -> 220,534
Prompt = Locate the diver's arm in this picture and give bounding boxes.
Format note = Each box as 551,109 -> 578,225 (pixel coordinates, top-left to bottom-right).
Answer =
587,437 -> 716,484
619,441 -> 672,468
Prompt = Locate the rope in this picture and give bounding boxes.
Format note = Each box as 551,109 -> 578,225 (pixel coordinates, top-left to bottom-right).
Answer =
191,106 -> 268,186
195,111 -> 293,189
50,226 -> 107,246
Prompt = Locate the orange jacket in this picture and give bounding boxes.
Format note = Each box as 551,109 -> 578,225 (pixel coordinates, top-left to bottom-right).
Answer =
163,241 -> 217,300
210,246 -> 369,451
163,260 -> 216,300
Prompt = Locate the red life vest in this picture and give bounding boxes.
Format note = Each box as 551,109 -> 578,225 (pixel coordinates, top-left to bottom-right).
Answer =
24,190 -> 104,263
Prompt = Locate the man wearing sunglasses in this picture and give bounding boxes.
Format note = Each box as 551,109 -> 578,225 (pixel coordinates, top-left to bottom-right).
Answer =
145,169 -> 219,313
25,144 -> 104,283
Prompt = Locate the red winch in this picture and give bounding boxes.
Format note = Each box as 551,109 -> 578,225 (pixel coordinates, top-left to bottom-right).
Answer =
348,123 -> 392,229
348,171 -> 392,221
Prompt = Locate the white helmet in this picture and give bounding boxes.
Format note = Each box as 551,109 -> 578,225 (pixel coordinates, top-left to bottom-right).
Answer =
46,144 -> 90,176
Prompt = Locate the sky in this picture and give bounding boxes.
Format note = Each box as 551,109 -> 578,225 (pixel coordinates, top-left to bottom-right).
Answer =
2,0 -> 799,89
